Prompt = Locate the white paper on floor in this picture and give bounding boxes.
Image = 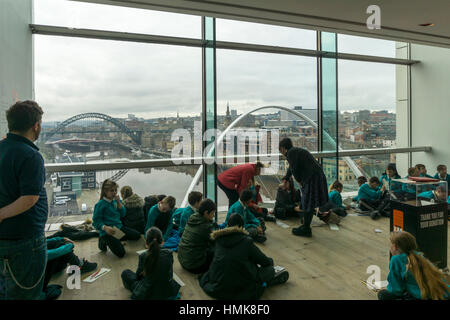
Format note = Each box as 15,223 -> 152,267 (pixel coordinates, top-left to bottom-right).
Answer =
136,249 -> 147,255
276,221 -> 290,229
329,223 -> 339,231
374,229 -> 383,233
83,268 -> 111,283
347,213 -> 358,217
173,272 -> 185,287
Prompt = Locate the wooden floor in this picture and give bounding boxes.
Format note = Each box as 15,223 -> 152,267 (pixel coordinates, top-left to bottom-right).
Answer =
48,211 -> 450,300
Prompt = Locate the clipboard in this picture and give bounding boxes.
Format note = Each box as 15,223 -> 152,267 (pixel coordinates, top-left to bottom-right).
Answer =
111,226 -> 125,240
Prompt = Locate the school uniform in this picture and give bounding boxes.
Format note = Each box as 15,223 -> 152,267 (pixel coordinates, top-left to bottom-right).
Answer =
93,198 -> 141,258
327,190 -> 347,217
121,249 -> 180,300
378,252 -> 450,300
434,173 -> 450,187
225,200 -> 265,242
145,204 -> 175,241
357,183 -> 389,214
273,187 -> 300,220
179,205 -> 198,235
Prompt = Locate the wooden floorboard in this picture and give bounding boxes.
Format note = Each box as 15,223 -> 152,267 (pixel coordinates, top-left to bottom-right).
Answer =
48,211 -> 449,300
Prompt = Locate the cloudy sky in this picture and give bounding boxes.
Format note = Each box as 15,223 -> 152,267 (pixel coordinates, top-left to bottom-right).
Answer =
34,0 -> 398,122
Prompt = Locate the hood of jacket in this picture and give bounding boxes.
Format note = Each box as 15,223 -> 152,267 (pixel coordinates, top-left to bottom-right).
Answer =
186,212 -> 210,227
123,193 -> 144,208
210,226 -> 249,248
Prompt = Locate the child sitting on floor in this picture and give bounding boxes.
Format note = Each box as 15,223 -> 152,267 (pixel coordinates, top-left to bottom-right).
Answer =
178,199 -> 216,274
120,186 -> 145,234
272,177 -> 301,220
178,191 -> 203,235
357,177 -> 389,220
353,176 -> 367,203
248,177 -> 276,222
418,186 -> 449,204
378,231 -> 449,300
145,196 -> 176,241
327,180 -> 349,217
415,164 -> 433,178
226,190 -> 266,243
93,179 -> 142,258
121,227 -> 180,300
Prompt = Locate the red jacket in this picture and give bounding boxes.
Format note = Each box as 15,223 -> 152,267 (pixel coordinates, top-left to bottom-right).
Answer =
218,163 -> 257,196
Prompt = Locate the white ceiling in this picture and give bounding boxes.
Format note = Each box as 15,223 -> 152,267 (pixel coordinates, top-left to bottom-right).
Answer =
73,0 -> 450,47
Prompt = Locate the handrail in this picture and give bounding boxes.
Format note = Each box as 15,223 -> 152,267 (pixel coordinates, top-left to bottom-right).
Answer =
44,146 -> 431,173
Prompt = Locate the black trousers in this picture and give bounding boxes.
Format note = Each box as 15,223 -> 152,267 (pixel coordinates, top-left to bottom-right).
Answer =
44,252 -> 80,290
218,180 -> 239,209
298,211 -> 314,228
100,226 -> 141,258
360,199 -> 390,213
378,289 -> 418,300
121,269 -> 139,292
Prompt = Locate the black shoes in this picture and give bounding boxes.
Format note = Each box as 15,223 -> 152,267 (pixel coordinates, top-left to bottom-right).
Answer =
370,210 -> 381,220
254,234 -> 267,243
267,270 -> 290,287
292,225 -> 312,237
80,259 -> 98,274
264,214 -> 277,223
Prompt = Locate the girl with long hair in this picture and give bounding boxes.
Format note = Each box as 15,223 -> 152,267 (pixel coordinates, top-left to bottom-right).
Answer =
378,231 -> 449,300
92,179 -> 141,258
121,227 -> 180,300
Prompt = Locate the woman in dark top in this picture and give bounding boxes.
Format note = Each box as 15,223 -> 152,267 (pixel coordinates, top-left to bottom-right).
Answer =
279,138 -> 329,237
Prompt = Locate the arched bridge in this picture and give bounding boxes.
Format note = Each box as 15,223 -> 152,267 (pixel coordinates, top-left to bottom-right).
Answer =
45,112 -> 142,145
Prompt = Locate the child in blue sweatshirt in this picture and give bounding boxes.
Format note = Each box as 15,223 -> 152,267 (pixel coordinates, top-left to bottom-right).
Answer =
352,176 -> 367,202
225,190 -> 266,243
43,236 -> 97,299
418,186 -> 449,204
179,191 -> 203,235
358,177 -> 390,220
380,163 -> 401,192
145,196 -> 176,241
378,231 -> 449,300
416,164 -> 433,178
327,181 -> 349,217
434,164 -> 450,186
93,179 -> 141,258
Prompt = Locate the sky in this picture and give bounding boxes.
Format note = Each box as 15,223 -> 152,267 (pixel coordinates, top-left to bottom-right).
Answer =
34,0 -> 398,122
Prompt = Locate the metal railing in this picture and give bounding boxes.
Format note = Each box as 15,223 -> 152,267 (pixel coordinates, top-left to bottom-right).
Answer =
44,146 -> 431,173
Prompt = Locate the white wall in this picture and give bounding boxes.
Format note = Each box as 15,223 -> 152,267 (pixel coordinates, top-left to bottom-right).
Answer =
410,44 -> 450,173
0,0 -> 33,138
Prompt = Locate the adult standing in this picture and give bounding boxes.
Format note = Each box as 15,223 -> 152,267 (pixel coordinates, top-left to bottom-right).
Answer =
0,101 -> 48,300
218,162 -> 264,209
279,138 -> 329,237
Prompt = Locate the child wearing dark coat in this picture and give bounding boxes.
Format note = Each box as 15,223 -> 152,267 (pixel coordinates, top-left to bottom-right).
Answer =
120,186 -> 145,234
121,227 -> 180,300
272,177 -> 301,220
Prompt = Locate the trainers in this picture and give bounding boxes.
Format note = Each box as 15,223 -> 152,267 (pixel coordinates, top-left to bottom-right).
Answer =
98,238 -> 107,252
254,234 -> 267,243
264,214 -> 277,223
292,225 -> 312,237
80,259 -> 98,274
370,210 -> 380,220
267,270 -> 289,287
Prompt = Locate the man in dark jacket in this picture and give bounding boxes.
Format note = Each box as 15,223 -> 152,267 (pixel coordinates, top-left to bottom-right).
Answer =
178,199 -> 216,274
199,214 -> 289,300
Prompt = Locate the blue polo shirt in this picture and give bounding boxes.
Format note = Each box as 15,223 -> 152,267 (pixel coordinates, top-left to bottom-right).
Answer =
0,133 -> 48,239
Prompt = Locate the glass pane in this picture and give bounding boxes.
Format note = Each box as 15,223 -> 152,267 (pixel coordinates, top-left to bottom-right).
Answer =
338,60 -> 399,150
216,18 -> 316,50
46,165 -> 202,223
34,0 -> 201,38
216,50 -> 318,151
338,34 -> 396,58
35,36 -> 202,163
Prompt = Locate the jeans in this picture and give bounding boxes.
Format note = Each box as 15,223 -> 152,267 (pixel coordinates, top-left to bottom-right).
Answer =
218,180 -> 239,209
0,235 -> 47,300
